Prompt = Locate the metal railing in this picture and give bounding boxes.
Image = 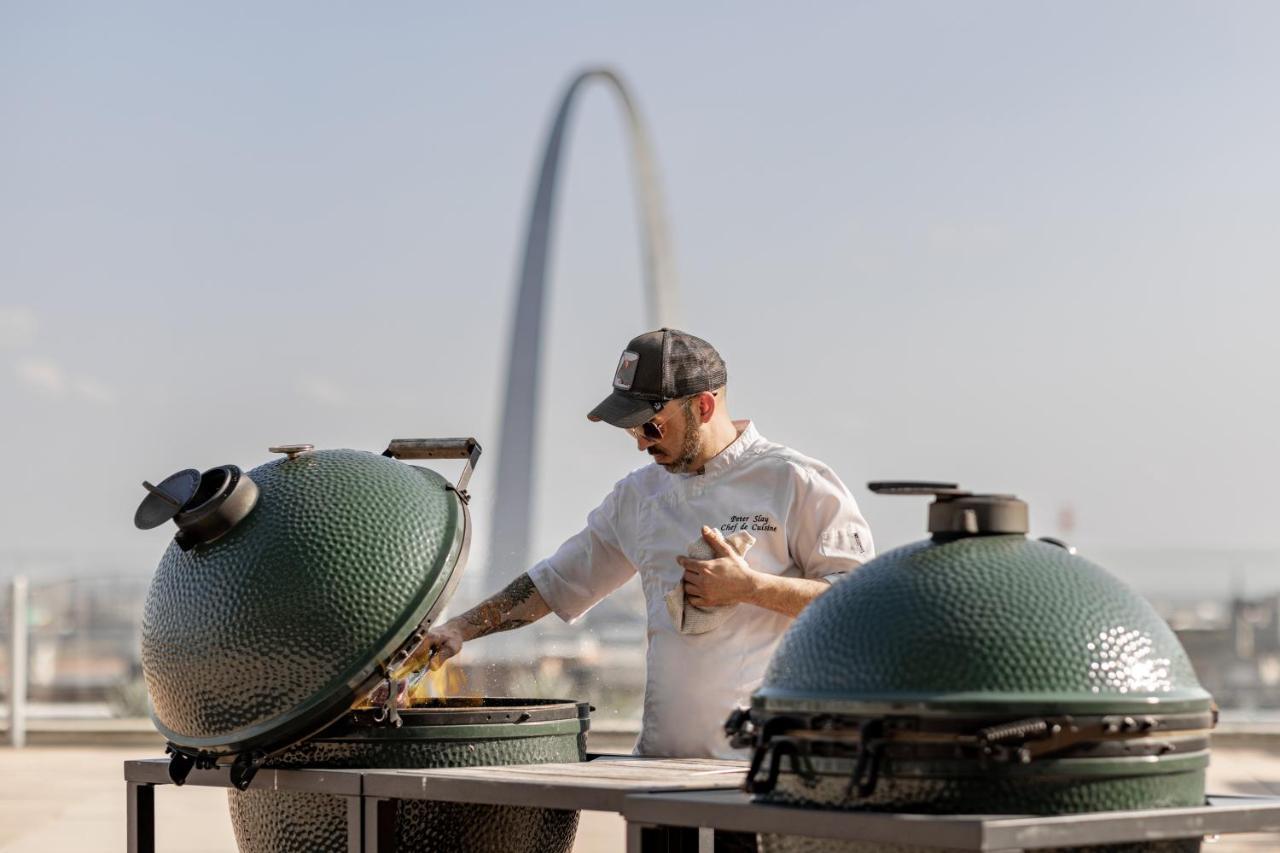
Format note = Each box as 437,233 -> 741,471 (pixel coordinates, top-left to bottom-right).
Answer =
8,577 -> 27,747
3,573 -> 153,747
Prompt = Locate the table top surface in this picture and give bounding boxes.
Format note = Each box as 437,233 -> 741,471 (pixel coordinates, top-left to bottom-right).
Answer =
361,755 -> 746,811
621,791 -> 1280,850
123,754 -> 747,808
124,758 -> 366,794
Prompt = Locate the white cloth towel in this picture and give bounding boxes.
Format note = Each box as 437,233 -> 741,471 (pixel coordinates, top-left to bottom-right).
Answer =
665,530 -> 756,634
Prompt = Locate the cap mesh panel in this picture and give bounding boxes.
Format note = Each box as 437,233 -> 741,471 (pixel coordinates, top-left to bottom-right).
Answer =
663,331 -> 727,397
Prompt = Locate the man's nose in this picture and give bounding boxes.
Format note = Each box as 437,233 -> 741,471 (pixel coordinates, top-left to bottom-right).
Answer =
635,434 -> 656,451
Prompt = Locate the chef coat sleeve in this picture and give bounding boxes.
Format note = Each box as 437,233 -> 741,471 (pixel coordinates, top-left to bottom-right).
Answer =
528,486 -> 637,623
788,463 -> 875,581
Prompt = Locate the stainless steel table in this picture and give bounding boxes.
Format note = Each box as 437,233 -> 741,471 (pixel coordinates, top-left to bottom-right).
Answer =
123,759 -> 366,853
359,756 -> 747,852
621,789 -> 1280,852
124,755 -> 1280,852
123,755 -> 747,853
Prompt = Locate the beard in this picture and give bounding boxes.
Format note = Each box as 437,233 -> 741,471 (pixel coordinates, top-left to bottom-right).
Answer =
654,398 -> 703,474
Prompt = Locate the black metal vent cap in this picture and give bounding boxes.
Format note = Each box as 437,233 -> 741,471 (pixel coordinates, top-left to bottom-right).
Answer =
135,465 -> 259,550
868,481 -> 1028,538
134,469 -> 202,530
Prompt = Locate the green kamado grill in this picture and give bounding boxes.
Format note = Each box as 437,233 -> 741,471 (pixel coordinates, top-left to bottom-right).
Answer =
726,481 -> 1216,853
135,438 -> 588,853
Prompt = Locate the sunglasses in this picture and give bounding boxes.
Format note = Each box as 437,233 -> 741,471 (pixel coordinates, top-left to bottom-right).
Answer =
625,400 -> 670,442
624,390 -> 720,442
626,419 -> 666,442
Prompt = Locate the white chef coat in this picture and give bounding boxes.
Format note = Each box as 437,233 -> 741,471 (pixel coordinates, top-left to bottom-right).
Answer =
528,421 -> 875,759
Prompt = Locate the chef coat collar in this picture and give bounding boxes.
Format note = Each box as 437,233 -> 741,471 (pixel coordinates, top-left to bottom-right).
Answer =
698,419 -> 760,478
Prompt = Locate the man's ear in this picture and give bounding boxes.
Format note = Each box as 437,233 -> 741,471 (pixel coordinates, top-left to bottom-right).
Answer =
699,390 -> 716,423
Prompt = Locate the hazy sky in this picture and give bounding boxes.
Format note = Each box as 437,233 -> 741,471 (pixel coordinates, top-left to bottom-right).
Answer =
3,2 -> 1278,596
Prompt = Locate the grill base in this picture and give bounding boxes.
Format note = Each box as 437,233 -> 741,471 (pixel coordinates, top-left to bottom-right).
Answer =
227,699 -> 587,853
229,790 -> 579,853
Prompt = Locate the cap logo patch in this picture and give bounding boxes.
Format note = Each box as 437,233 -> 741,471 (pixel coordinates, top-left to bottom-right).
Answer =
613,351 -> 640,390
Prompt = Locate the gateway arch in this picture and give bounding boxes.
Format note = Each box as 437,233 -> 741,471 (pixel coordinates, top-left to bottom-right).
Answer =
486,68 -> 679,586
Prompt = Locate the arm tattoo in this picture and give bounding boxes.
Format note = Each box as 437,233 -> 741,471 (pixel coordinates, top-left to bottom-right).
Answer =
457,573 -> 540,639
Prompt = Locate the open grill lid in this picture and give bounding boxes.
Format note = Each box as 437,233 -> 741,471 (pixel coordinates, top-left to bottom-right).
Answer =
137,438 -> 480,788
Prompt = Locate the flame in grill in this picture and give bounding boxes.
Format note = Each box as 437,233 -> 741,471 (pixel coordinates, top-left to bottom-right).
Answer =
353,661 -> 482,711
408,659 -> 471,703
356,634 -> 489,710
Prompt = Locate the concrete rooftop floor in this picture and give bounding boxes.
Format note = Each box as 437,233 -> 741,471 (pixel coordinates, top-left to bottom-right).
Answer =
1,743 -> 1279,852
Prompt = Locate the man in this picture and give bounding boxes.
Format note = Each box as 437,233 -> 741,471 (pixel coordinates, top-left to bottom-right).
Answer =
426,328 -> 874,759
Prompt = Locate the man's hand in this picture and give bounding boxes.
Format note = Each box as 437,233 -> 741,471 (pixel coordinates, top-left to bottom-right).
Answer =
676,526 -> 759,607
423,620 -> 466,670
411,573 -> 552,672
677,525 -> 834,618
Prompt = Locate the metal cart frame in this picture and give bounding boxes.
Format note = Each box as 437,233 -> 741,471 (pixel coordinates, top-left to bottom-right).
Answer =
124,756 -> 1280,853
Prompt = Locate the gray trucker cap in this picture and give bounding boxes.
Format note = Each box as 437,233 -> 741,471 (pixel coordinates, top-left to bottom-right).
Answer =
587,329 -> 728,428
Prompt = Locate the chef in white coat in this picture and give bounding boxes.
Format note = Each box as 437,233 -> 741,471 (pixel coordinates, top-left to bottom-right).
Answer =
426,328 -> 875,759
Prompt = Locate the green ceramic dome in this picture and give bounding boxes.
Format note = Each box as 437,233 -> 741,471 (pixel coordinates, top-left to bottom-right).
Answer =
759,535 -> 1210,715
742,484 -> 1215,853
141,448 -> 468,757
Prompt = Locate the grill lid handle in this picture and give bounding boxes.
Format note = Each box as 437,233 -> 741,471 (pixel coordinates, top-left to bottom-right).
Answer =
383,438 -> 482,498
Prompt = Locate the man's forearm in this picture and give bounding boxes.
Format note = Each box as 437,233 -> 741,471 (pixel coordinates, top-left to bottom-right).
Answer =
449,573 -> 551,641
745,573 -> 830,619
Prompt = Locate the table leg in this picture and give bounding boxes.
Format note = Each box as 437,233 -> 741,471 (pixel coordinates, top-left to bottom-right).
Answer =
625,821 -> 702,852
127,782 -> 155,853
363,797 -> 397,853
627,822 -> 644,853
346,795 -> 363,853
